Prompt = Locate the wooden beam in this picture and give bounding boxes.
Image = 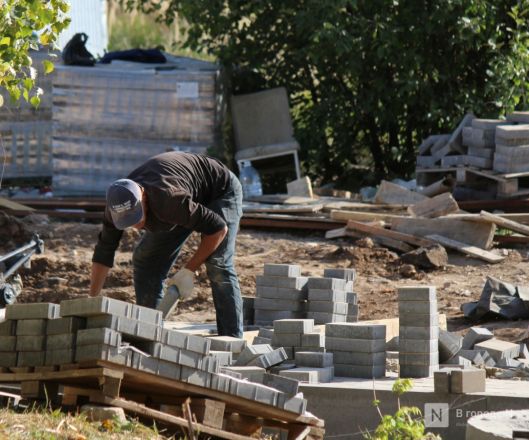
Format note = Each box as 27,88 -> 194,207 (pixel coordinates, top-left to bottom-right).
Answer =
325,227 -> 347,239
346,220 -> 436,248
0,197 -> 34,211
480,210 -> 529,236
426,234 -> 504,264
374,180 -> 427,205
330,210 -> 406,223
408,192 -> 459,218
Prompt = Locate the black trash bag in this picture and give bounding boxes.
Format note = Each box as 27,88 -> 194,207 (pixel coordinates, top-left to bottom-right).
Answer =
99,49 -> 166,64
461,276 -> 529,321
62,33 -> 96,66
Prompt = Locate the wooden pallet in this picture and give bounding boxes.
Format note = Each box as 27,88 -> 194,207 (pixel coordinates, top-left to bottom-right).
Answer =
0,362 -> 324,440
415,167 -> 458,186
456,167 -> 529,198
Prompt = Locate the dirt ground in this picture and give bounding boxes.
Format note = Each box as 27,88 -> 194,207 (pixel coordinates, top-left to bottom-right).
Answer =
2,212 -> 529,343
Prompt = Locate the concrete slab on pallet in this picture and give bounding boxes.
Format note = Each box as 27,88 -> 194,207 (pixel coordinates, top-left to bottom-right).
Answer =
46,317 -> 85,335
16,319 -> 47,336
76,327 -> 122,347
86,315 -> 162,342
263,264 -> 301,278
0,320 -> 16,336
6,303 -> 60,320
0,352 -> 17,368
45,348 -> 75,366
47,333 -> 77,350
76,343 -> 130,366
17,351 -> 45,367
161,329 -> 211,355
16,335 -> 46,351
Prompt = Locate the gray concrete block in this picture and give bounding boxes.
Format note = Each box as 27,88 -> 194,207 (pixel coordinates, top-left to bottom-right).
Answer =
346,292 -> 358,304
399,313 -> 439,327
47,333 -> 77,350
180,366 -> 212,387
46,317 -> 85,335
0,320 -> 16,336
255,275 -> 308,290
157,359 -> 182,381
263,373 -> 299,395
17,351 -> 45,367
400,338 -> 438,354
444,356 -> 472,367
273,319 -> 314,334
16,335 -> 46,351
462,327 -> 494,350
16,319 -> 47,336
263,264 -> 301,278
272,333 -> 301,347
229,379 -> 280,406
332,351 -> 386,366
236,344 -> 273,366
294,346 -> 326,354
399,325 -> 439,340
308,301 -> 348,314
434,369 -> 452,393
308,289 -> 346,302
277,394 -> 307,414
269,362 -> 296,374
398,286 -> 436,302
254,298 -> 306,312
307,277 -> 346,290
86,315 -> 162,342
76,343 -> 131,365
211,373 -> 235,393
208,336 -> 247,354
301,333 -> 324,348
250,348 -> 289,368
161,329 -> 211,355
474,338 -> 520,362
347,304 -> 359,316
6,303 -> 60,320
0,352 -> 17,368
325,337 -> 386,353
519,343 -> 529,359
326,323 -> 386,340
77,327 -> 122,347
252,336 -> 272,345
130,304 -> 162,325
399,351 -> 439,366
256,286 -> 306,301
280,346 -> 294,359
209,351 -> 233,366
306,312 -> 346,324
346,315 -> 359,323
130,351 -> 159,375
254,310 -> 305,322
45,348 -> 75,366
295,351 -> 333,368
0,336 -> 17,351
458,349 -> 495,367
323,268 -> 356,282
334,364 -> 385,378
399,364 -> 438,378
398,300 -> 438,315
279,368 -> 319,383
221,366 -> 265,383
439,330 -> 463,362
450,369 -> 486,394
258,328 -> 274,339
60,296 -> 133,318
497,358 -> 522,368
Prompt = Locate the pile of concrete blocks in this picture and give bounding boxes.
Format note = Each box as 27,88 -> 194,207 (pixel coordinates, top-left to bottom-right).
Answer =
271,319 -> 324,361
280,351 -> 334,383
325,323 -> 386,378
494,122 -> 529,173
398,286 -> 439,378
254,264 -> 308,326
434,368 -> 486,394
306,268 -> 358,324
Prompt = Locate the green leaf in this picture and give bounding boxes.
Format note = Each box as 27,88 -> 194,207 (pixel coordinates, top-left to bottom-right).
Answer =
0,37 -> 11,46
22,88 -> 29,102
30,96 -> 41,108
42,59 -> 54,74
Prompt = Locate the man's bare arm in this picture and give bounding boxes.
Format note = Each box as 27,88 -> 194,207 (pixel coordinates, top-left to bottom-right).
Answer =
90,262 -> 110,296
185,226 -> 228,272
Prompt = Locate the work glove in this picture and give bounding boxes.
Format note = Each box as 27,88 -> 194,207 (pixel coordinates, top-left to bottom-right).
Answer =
167,268 -> 195,299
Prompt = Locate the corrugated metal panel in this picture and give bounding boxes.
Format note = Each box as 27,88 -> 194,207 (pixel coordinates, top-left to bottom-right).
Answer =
57,0 -> 108,57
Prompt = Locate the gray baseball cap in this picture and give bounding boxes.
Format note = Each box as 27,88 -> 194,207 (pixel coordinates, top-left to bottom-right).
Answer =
106,179 -> 143,229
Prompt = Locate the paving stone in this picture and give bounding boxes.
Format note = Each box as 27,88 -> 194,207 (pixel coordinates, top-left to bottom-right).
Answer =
60,297 -> 133,318
472,118 -> 509,130
216,368 -> 243,379
17,351 -> 45,367
306,312 -> 346,324
462,327 -> 494,350
301,333 -> 324,348
308,289 -> 347,302
346,292 -> 358,304
45,348 -> 75,366
255,276 -> 308,290
211,373 -> 235,393
46,317 -> 86,335
444,356 -> 472,367
47,333 -> 77,350
331,351 -> 386,366
308,301 -> 348,314
277,394 -> 307,414
0,352 -> 16,368
263,264 -> 301,278
269,362 -> 296,374
323,268 -> 356,282
400,364 -> 438,378
496,124 -> 529,142
130,351 -> 160,375
519,343 -> 529,359
209,351 -> 233,366
82,405 -> 127,423
16,335 -> 46,351
236,344 -> 274,366
399,313 -> 439,327
474,338 -> 520,362
0,336 -> 16,351
263,373 -> 299,395
399,351 -> 439,366
161,329 -> 211,355
256,286 -> 307,301
347,304 -> 359,316
254,298 -> 306,312
86,315 -> 162,342
258,328 -> 274,339
434,369 -> 452,393
272,333 -> 301,347
450,369 -> 486,393
208,336 -> 247,354
295,351 -> 333,368
281,347 -> 294,359
221,366 -> 265,383
399,338 -> 438,354
325,337 -> 386,353
398,286 -> 437,302
439,330 -> 463,362
180,366 -> 213,387
0,320 -> 16,336
229,379 -> 280,405
334,364 -> 385,378
307,277 -> 346,290
399,325 -> 439,340
75,343 -> 131,365
252,336 -> 272,345
497,358 -> 522,368
6,303 -> 60,320
278,368 -> 319,383
273,319 -> 314,334
458,349 -> 496,367
346,316 -> 359,323
130,304 -> 163,325
77,327 -> 122,347
254,310 -> 305,323
398,300 -> 438,315
249,348 -> 289,368
326,323 -> 386,340
294,346 -> 326,354
16,319 -> 47,336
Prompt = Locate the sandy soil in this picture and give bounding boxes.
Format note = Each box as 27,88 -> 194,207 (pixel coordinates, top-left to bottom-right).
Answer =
2,212 -> 529,343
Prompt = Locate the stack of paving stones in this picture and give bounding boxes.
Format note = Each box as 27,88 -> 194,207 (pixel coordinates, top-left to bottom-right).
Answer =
271,319 -> 324,361
494,122 -> 529,173
398,286 -> 439,378
323,268 -> 358,323
254,264 -> 308,326
281,351 -> 334,383
464,119 -> 510,169
325,323 -> 386,378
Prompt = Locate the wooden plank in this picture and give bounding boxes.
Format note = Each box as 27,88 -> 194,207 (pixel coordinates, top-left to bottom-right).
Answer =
241,215 -> 343,231
313,188 -> 352,198
321,201 -> 408,213
426,234 -> 504,264
325,227 -> 348,239
0,197 -> 34,211
243,203 -> 323,214
407,192 -> 459,218
287,176 -> 313,198
161,399 -> 226,429
418,176 -> 455,197
480,210 -> 529,236
443,213 -> 529,225
0,367 -> 123,383
330,210 -> 406,223
246,195 -> 316,205
374,180 -> 427,205
391,217 -> 496,250
346,220 -> 436,248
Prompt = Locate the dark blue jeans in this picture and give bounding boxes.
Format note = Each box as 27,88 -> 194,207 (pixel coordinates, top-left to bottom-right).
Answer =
132,172 -> 244,337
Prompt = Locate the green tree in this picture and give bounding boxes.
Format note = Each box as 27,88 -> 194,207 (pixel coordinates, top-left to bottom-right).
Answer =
0,0 -> 70,108
119,0 -> 529,185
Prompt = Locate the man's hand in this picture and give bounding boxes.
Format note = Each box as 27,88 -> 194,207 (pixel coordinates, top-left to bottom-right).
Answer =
167,268 -> 195,299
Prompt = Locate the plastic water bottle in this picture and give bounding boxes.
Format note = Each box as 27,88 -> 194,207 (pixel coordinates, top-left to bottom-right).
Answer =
239,161 -> 263,199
